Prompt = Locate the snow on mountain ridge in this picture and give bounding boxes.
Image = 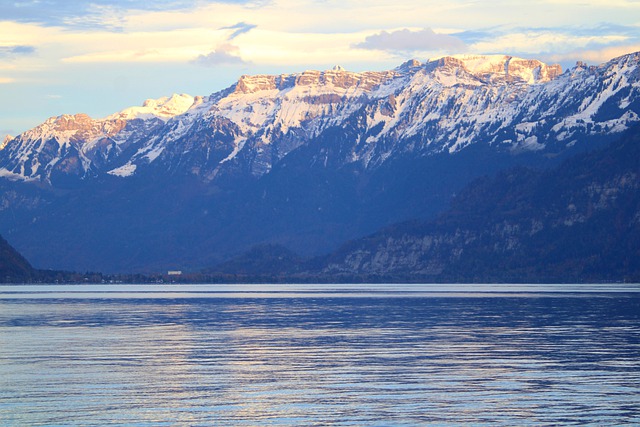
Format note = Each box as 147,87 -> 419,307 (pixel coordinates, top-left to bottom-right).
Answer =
0,103 -> 170,182
1,135 -> 12,151
344,52 -> 638,163
429,54 -> 563,84
218,67 -> 403,137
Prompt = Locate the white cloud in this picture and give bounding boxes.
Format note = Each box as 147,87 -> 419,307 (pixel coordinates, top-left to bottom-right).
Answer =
0,0 -> 246,30
542,0 -> 640,6
0,77 -> 16,84
468,31 -> 631,56
63,47 -> 199,63
542,43 -> 640,65
0,20 -> 58,45
238,29 -> 394,66
58,27 -> 224,63
191,21 -> 256,67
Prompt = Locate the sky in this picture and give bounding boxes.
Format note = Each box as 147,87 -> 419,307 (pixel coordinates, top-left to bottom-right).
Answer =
1,0 -> 640,138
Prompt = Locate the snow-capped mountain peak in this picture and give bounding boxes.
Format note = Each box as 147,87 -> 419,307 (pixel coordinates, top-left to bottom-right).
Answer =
396,59 -> 423,71
110,93 -> 195,121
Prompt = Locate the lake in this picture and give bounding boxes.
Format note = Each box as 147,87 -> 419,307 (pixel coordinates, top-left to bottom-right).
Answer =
1,284 -> 639,426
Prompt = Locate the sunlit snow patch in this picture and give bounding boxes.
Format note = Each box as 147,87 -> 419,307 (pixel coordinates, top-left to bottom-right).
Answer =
108,163 -> 137,177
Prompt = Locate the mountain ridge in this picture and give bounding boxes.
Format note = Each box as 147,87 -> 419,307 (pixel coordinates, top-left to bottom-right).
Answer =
3,52 -> 637,186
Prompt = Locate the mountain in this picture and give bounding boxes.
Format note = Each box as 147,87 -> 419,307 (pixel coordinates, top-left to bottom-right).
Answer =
4,54 -> 639,186
1,52 -> 639,273
0,94 -> 195,186
0,234 -> 35,282
315,125 -> 640,283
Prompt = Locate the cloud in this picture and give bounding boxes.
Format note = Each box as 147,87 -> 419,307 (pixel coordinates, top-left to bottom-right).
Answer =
356,28 -> 466,54
571,23 -> 640,37
221,22 -> 257,40
0,45 -> 36,58
467,27 -> 634,57
192,43 -> 247,66
0,0 -> 256,30
0,77 -> 16,84
542,43 -> 640,65
191,21 -> 255,67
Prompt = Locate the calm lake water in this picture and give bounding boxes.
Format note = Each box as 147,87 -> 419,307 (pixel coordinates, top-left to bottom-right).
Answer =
1,284 -> 639,426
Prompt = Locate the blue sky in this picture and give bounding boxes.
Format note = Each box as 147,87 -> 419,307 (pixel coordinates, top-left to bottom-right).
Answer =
1,0 -> 640,137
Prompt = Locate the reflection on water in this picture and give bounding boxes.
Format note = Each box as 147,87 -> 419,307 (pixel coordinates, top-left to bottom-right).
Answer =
1,286 -> 639,425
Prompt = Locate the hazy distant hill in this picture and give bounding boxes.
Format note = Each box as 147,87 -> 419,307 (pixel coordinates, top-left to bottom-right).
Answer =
0,235 -> 34,282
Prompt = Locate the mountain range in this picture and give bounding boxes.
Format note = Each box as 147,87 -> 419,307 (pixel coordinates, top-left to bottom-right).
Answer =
1,52 -> 639,277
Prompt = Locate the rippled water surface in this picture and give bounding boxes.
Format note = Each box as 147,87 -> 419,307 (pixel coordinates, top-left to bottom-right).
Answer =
1,284 -> 639,426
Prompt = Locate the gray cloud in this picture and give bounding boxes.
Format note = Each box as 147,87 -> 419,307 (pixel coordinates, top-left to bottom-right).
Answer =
192,43 -> 246,66
0,45 -> 36,58
221,22 -> 257,40
356,28 -> 466,53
